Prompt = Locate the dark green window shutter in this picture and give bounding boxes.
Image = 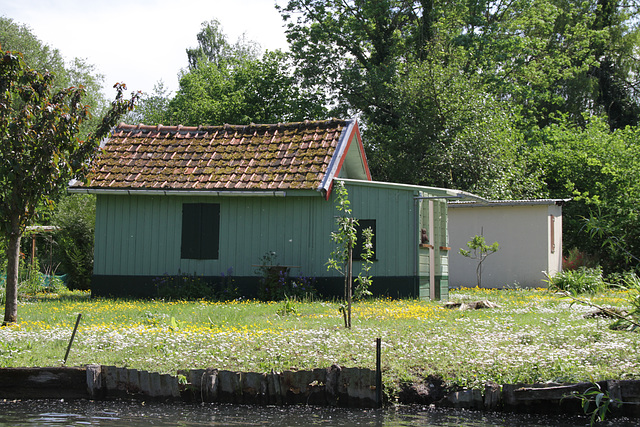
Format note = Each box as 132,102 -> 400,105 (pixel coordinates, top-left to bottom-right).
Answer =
181,203 -> 220,260
199,203 -> 220,259
354,219 -> 376,261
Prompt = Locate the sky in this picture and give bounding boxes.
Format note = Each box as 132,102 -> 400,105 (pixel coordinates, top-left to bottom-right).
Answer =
1,0 -> 290,98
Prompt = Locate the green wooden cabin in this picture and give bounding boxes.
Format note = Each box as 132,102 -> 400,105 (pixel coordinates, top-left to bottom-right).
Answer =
69,119 -> 479,299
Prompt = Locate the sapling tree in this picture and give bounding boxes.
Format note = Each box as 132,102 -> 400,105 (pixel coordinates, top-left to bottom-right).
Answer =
0,49 -> 139,324
327,181 -> 374,328
459,234 -> 499,287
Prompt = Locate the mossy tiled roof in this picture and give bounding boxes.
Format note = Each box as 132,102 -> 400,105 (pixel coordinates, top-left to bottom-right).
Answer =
81,119 -> 349,191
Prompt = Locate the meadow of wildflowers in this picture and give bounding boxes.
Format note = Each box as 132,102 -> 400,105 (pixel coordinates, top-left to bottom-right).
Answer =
1,287 -> 639,397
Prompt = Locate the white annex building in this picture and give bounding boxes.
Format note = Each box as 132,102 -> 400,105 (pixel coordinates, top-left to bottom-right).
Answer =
448,199 -> 568,289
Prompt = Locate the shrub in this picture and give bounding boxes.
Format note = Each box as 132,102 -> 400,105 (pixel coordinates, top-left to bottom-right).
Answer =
52,194 -> 95,290
288,274 -> 318,300
546,267 -> 607,294
257,265 -> 289,301
255,253 -> 318,301
154,272 -> 214,300
215,267 -> 242,301
562,247 -> 598,271
610,273 -> 640,331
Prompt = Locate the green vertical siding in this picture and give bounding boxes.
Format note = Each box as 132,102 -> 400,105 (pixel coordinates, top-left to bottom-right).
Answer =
95,194 -> 337,277
93,181 -> 448,294
344,183 -> 415,277
416,195 -> 449,300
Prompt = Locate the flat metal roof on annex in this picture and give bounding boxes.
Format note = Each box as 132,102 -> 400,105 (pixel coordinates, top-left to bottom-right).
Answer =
448,198 -> 571,208
336,178 -> 488,203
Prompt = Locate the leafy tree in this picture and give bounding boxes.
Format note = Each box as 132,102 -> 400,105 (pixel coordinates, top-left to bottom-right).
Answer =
0,49 -> 138,324
167,20 -> 328,125
529,115 -> 640,272
459,235 -> 499,287
131,18 -> 328,127
278,0 -> 434,121
588,0 -> 640,130
0,16 -> 108,131
185,19 -> 261,70
414,0 -> 639,130
327,181 -> 374,328
276,1 -> 548,192
451,0 -> 602,128
0,16 -> 67,82
278,0 -> 640,189
370,43 -> 543,198
128,80 -> 171,125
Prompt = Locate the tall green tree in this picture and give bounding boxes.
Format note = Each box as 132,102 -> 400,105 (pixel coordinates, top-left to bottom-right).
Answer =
588,0 -> 640,129
186,19 -> 261,70
452,0 -> 639,130
529,115 -> 640,271
0,16 -> 108,129
0,50 -> 138,324
128,80 -> 171,125
279,0 -> 640,189
51,194 -> 96,291
163,18 -> 328,126
278,0 -> 431,125
279,1 -> 543,196
168,50 -> 327,125
370,43 -> 543,198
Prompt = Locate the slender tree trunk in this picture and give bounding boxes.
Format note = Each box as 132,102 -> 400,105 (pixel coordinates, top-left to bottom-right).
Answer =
347,246 -> 353,328
347,243 -> 352,329
4,226 -> 21,325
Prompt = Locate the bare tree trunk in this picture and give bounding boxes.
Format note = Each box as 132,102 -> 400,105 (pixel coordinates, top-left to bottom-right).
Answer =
4,227 -> 21,325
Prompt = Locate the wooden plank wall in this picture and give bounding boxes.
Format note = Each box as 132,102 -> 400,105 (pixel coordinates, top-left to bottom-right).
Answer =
94,184 -> 419,279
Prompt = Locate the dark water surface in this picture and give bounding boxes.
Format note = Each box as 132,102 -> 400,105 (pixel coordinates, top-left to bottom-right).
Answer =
0,399 -> 635,426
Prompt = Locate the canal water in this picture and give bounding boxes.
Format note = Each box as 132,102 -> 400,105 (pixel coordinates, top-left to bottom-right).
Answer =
0,400 -> 637,426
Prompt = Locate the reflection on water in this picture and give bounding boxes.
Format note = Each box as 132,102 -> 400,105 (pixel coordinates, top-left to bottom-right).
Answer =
0,399 -> 635,426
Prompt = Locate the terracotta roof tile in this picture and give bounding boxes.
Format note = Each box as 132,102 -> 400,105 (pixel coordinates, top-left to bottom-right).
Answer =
79,119 -> 347,191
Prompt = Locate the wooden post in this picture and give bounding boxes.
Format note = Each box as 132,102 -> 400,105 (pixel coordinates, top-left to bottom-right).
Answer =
31,234 -> 36,267
429,200 -> 436,300
64,313 -> 82,365
376,338 -> 382,407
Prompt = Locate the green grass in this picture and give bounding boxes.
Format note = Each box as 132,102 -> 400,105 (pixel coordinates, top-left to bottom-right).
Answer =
1,287 -> 639,399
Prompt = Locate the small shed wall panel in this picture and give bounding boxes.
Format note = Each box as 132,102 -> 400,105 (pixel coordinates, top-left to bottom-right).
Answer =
96,194 -> 337,277
448,203 -> 563,288
345,183 -> 415,277
94,183 -> 420,280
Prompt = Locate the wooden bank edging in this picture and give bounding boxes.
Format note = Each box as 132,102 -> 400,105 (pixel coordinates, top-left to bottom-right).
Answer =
1,366 -> 640,417
0,365 -> 378,408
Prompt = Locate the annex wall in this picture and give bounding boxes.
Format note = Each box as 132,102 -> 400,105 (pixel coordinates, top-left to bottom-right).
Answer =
448,202 -> 563,289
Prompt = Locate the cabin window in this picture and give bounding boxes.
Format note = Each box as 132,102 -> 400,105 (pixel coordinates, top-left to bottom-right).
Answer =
181,203 -> 220,260
353,219 -> 376,261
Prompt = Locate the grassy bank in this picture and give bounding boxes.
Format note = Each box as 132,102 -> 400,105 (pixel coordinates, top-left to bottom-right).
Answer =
1,288 -> 639,398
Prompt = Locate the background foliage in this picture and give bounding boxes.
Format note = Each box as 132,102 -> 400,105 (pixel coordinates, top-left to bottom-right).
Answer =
51,194 -> 96,291
3,0 -> 640,284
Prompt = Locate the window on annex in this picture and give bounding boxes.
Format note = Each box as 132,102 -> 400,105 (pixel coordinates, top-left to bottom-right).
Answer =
353,219 -> 377,261
181,203 -> 220,260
